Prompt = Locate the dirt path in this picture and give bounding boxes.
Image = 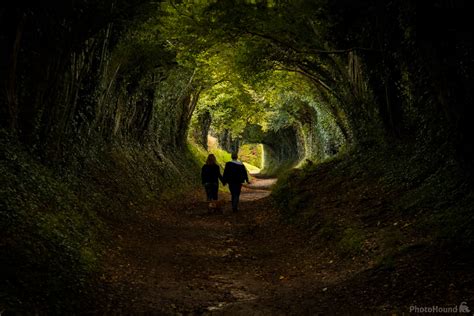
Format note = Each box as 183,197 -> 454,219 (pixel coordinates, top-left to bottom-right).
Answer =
239,177 -> 276,202
99,177 -> 366,315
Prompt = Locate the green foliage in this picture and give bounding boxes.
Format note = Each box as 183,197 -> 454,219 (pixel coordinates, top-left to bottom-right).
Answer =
160,0 -> 350,173
1,0 -> 472,310
377,254 -> 396,270
239,143 -> 263,169
316,222 -> 339,241
187,141 -> 208,167
0,130 -> 202,312
211,148 -> 232,169
0,133 -> 102,312
271,168 -> 303,218
261,157 -> 297,178
338,228 -> 365,256
272,142 -> 474,262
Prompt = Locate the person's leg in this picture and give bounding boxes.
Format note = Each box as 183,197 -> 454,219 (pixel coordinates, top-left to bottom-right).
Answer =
229,183 -> 242,212
234,184 -> 242,211
210,183 -> 218,200
204,183 -> 212,201
228,184 -> 236,210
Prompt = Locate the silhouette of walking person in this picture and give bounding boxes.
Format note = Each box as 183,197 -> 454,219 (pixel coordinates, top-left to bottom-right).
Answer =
201,154 -> 225,204
223,152 -> 250,212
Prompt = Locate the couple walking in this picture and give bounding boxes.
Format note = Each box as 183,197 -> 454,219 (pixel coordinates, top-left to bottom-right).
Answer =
201,152 -> 250,212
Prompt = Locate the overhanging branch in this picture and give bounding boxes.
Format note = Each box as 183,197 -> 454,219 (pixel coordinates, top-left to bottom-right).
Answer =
243,29 -> 375,56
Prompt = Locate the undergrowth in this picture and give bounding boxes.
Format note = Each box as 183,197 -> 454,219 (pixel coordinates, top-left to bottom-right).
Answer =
272,141 -> 474,261
0,131 -> 201,313
239,144 -> 263,170
1,134 -> 102,313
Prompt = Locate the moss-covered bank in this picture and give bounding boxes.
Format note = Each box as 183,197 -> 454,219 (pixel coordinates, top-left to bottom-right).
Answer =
272,141 -> 474,261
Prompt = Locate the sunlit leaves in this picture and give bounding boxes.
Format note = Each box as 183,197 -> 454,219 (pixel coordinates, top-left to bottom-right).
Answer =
156,0 -> 348,156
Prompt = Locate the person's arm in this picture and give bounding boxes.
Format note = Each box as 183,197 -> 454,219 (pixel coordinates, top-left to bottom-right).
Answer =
217,166 -> 225,185
222,163 -> 229,185
201,166 -> 206,184
242,165 -> 249,183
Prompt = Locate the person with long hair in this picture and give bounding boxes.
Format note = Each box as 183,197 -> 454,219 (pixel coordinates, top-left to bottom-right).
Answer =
201,154 -> 225,202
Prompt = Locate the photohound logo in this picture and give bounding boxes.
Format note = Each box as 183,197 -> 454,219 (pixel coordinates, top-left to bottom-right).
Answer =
459,302 -> 470,313
409,301 -> 471,313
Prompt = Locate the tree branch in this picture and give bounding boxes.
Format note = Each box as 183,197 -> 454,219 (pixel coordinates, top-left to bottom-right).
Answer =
243,29 -> 375,55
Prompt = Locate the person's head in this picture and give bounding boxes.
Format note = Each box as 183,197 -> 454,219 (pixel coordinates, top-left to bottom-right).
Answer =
206,154 -> 217,165
231,152 -> 238,160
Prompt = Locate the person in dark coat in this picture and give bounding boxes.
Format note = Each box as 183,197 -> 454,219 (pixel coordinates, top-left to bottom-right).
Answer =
223,152 -> 250,212
201,154 -> 225,201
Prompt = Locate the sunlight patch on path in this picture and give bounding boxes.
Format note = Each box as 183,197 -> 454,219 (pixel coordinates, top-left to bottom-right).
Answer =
240,177 -> 277,201
240,189 -> 272,201
246,178 -> 277,190
206,274 -> 259,312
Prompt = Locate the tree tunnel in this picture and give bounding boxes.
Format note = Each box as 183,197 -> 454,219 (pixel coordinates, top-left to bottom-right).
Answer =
3,0 -> 471,173
1,0 -> 473,313
237,124 -> 303,176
